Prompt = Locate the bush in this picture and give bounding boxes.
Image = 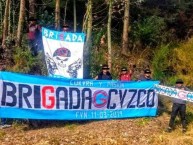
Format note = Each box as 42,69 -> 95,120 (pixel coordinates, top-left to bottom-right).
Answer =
152,44 -> 173,84
172,38 -> 193,87
8,47 -> 47,75
131,15 -> 167,48
9,47 -> 36,73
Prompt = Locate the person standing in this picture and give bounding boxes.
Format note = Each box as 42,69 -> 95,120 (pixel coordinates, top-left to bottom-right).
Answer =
62,24 -> 70,32
138,68 -> 152,81
119,67 -> 132,81
95,64 -> 112,80
166,79 -> 188,133
27,17 -> 41,56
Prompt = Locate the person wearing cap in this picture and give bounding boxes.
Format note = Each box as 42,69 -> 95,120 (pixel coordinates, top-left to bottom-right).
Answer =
119,67 -> 132,81
62,24 -> 70,32
27,17 -> 41,56
138,68 -> 152,81
166,79 -> 189,133
94,64 -> 112,80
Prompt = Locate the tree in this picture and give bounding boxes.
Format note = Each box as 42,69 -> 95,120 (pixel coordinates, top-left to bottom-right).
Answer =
86,0 -> 92,45
2,0 -> 10,48
12,0 -> 17,35
83,0 -> 92,78
8,0 -> 11,35
63,0 -> 68,24
73,0 -> 77,32
107,0 -> 113,70
55,0 -> 60,30
29,0 -> 36,18
0,1 -> 3,33
16,0 -> 25,47
122,0 -> 130,54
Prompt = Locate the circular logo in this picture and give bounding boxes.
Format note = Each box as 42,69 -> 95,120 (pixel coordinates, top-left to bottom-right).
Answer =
178,91 -> 188,99
93,90 -> 108,108
53,47 -> 71,57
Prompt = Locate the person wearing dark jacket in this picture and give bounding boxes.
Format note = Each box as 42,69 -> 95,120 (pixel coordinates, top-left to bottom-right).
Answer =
27,17 -> 41,56
138,68 -> 152,81
95,64 -> 112,80
62,24 -> 70,32
166,79 -> 189,133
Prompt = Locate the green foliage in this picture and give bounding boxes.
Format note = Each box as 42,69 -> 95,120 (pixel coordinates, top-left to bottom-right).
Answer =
186,105 -> 193,124
8,47 -> 36,73
171,38 -> 193,87
152,44 -> 172,83
38,10 -> 55,28
153,38 -> 193,87
92,28 -> 106,46
8,46 -> 47,75
90,45 -> 108,78
65,123 -> 78,130
131,15 -> 167,48
136,118 -> 151,126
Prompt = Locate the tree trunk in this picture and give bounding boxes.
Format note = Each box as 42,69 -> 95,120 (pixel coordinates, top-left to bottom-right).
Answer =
73,0 -> 77,32
86,0 -> 92,45
12,0 -> 16,36
8,0 -> 11,35
63,0 -> 68,24
55,0 -> 60,30
2,0 -> 10,48
122,0 -> 130,54
107,0 -> 113,70
29,0 -> 36,18
83,0 -> 92,79
0,0 -> 4,38
16,0 -> 25,47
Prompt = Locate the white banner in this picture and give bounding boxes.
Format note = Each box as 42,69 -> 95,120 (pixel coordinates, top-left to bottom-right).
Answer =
154,84 -> 193,102
42,27 -> 85,79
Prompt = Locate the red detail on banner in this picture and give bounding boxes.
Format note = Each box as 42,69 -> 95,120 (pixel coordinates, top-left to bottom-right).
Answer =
42,86 -> 55,109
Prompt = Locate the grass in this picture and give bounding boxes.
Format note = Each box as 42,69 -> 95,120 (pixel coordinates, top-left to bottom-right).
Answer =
65,122 -> 78,130
136,117 -> 152,126
0,130 -> 6,140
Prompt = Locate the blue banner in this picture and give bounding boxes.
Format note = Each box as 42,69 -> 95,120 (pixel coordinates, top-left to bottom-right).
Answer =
42,27 -> 85,42
0,71 -> 159,120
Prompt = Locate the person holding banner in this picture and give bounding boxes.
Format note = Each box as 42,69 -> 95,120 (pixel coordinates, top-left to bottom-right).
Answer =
119,67 -> 132,81
166,79 -> 189,133
62,24 -> 70,32
95,64 -> 112,80
138,68 -> 152,81
27,17 -> 41,56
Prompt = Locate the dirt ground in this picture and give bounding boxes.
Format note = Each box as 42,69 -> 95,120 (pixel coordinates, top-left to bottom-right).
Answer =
0,111 -> 193,145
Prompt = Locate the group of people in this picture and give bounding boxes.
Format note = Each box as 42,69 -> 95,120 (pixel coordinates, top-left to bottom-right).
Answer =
94,64 -> 189,133
0,64 -> 190,133
94,64 -> 152,81
1,22 -> 190,133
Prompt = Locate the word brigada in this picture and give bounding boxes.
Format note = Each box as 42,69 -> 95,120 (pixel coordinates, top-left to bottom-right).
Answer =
42,27 -> 85,42
1,81 -> 156,110
154,84 -> 193,102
